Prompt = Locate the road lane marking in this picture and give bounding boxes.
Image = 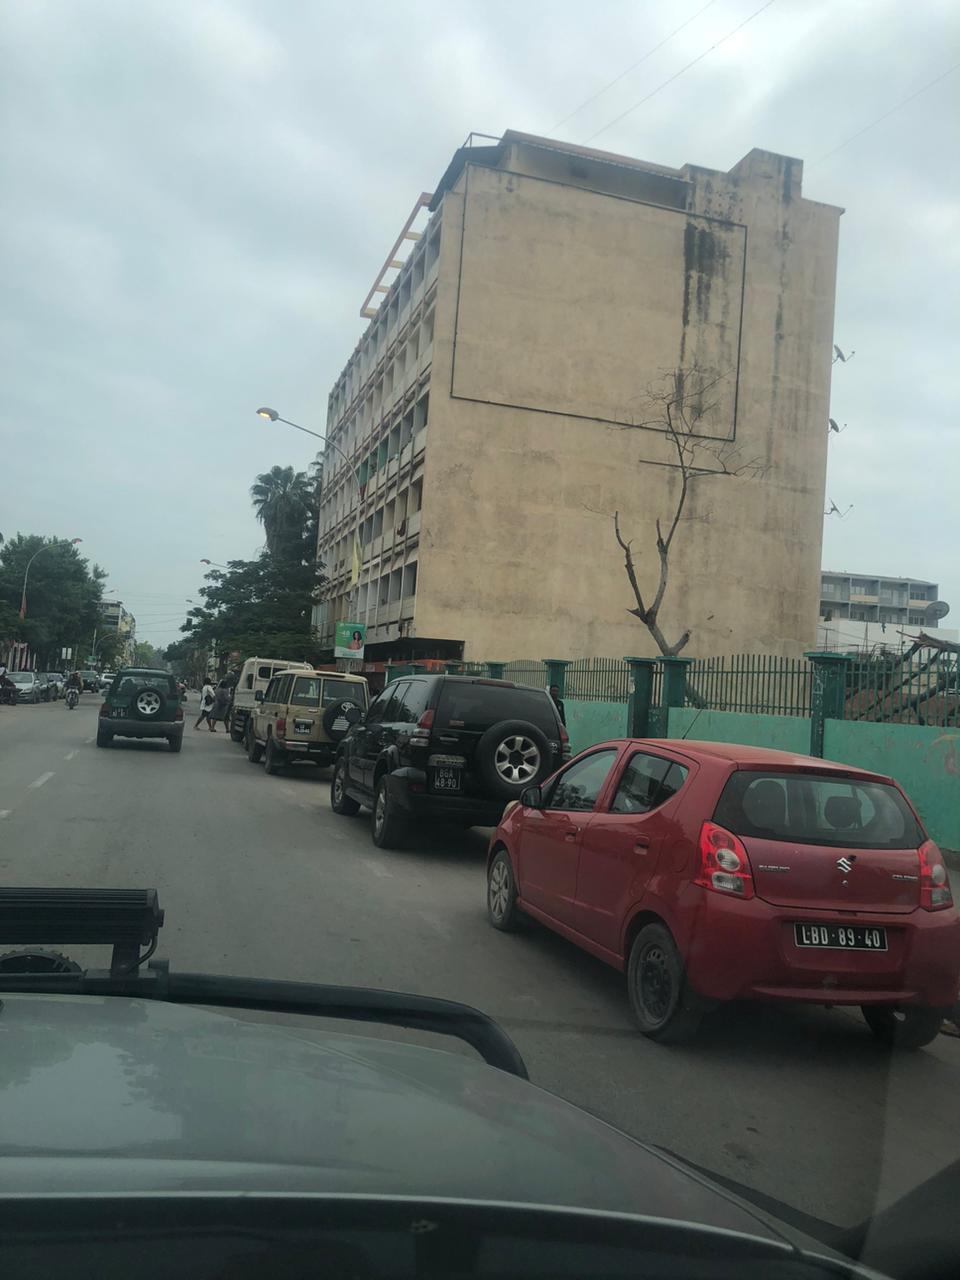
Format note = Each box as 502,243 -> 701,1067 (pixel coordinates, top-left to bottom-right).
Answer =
0,811 -> 10,820
65,749 -> 78,761
361,858 -> 394,879
29,772 -> 55,789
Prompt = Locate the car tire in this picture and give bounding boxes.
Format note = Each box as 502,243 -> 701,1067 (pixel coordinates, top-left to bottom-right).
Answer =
130,686 -> 165,721
229,716 -> 244,744
95,725 -> 112,748
487,849 -> 523,931
627,923 -> 703,1045
168,734 -> 183,753
245,725 -> 264,764
263,737 -> 285,776
372,776 -> 407,849
475,719 -> 552,800
331,758 -> 361,815
861,1004 -> 946,1050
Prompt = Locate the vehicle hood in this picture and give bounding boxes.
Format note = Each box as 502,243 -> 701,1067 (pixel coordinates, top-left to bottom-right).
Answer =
0,994 -> 796,1245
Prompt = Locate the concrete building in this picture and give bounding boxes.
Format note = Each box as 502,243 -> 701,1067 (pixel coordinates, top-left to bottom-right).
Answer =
98,599 -> 136,665
819,571 -> 946,628
316,130 -> 842,661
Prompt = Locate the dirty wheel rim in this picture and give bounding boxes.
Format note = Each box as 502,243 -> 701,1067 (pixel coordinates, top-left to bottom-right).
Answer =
494,735 -> 540,784
374,786 -> 386,835
489,860 -> 510,920
639,945 -> 672,1025
333,766 -> 345,804
137,691 -> 161,716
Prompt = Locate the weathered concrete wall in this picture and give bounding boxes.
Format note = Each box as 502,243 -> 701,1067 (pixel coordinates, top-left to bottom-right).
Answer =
415,138 -> 841,662
823,721 -> 960,855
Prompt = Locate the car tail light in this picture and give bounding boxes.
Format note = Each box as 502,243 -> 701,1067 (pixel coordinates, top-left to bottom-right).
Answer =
275,717 -> 286,739
174,706 -> 183,722
411,707 -> 434,746
919,840 -> 953,911
696,821 -> 755,899
99,702 -> 109,717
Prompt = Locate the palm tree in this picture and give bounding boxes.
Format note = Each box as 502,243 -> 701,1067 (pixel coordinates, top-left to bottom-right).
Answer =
250,466 -> 313,562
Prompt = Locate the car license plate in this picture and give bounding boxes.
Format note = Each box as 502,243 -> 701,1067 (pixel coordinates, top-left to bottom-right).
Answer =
431,766 -> 462,793
294,719 -> 312,736
794,923 -> 887,951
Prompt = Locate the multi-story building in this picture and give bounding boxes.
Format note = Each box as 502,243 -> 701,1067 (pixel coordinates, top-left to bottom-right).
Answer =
819,571 -> 945,628
98,600 -> 136,664
316,130 -> 842,661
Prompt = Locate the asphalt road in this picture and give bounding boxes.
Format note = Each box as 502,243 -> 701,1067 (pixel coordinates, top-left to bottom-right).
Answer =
2,693 -> 959,1229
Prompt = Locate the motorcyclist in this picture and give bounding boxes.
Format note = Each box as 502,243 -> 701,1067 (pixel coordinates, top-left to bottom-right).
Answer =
0,671 -> 16,706
65,671 -> 83,692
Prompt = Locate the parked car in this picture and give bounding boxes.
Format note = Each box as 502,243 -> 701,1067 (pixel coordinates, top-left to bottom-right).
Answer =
8,671 -> 44,703
246,669 -> 369,776
80,669 -> 101,692
43,672 -> 64,699
99,670 -> 116,691
96,668 -> 184,751
228,655 -> 314,744
486,739 -> 960,1049
332,675 -> 569,849
32,672 -> 53,701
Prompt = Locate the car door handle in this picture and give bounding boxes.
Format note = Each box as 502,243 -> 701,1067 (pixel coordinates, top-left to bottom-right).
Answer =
634,836 -> 651,850
564,827 -> 580,841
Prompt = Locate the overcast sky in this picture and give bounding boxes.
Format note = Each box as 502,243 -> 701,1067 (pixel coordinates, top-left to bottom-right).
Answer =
2,0 -> 958,647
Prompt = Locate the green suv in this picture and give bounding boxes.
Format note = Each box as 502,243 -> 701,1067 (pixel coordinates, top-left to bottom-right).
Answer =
97,668 -> 184,752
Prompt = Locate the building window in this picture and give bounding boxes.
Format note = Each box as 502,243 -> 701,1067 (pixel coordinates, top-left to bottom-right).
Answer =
401,561 -> 418,600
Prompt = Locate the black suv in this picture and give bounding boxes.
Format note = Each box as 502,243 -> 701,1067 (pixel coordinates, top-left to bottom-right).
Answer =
331,675 -> 568,848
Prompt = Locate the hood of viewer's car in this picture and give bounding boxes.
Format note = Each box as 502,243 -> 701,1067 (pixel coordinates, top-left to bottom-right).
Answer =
0,994 -> 796,1244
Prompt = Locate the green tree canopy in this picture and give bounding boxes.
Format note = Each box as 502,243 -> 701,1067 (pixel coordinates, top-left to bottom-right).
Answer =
250,465 -> 315,564
0,534 -> 106,667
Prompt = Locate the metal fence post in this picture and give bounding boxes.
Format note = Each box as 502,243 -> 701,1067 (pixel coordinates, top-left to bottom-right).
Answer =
658,657 -> 692,736
625,657 -> 657,738
805,651 -> 851,757
444,661 -> 462,675
408,663 -> 427,675
486,662 -> 505,680
542,659 -> 570,696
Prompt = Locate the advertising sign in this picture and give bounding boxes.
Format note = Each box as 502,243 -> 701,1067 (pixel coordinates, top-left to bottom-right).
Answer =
334,622 -> 366,660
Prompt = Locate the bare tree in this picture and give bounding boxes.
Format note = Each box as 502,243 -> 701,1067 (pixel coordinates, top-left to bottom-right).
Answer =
613,368 -> 762,657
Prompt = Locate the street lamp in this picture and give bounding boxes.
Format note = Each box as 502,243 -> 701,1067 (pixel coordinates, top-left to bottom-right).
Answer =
200,559 -> 229,569
20,537 -> 82,620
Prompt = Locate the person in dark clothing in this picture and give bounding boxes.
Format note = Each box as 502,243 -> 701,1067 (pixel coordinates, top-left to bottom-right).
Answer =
549,684 -> 566,726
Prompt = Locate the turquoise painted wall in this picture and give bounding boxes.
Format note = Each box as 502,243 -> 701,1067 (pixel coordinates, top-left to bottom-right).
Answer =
823,720 -> 960,854
666,707 -> 811,754
564,698 -> 628,754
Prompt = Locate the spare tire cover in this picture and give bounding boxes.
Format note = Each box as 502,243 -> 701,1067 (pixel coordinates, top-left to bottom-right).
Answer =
322,700 -> 363,742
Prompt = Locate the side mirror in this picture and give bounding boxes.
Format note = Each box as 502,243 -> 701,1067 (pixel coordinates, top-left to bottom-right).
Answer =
254,690 -> 264,703
520,786 -> 543,809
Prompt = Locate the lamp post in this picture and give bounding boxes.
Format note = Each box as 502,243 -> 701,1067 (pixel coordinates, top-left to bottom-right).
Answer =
200,559 -> 229,570
256,407 -> 364,653
20,537 -> 82,620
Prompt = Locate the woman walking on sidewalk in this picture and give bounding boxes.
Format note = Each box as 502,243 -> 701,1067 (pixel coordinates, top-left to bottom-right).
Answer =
195,679 -> 215,730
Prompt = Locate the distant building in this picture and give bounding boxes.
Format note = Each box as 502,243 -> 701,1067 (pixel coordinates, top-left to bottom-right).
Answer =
98,600 -> 137,664
315,130 -> 842,661
819,571 -> 946,628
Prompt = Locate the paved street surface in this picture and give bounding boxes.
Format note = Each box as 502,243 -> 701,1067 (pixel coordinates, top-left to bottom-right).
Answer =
2,694 -> 959,1229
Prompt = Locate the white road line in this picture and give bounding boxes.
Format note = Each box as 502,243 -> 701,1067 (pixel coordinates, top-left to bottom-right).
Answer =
361,858 -> 394,879
65,749 -> 78,761
0,810 -> 11,820
29,772 -> 55,790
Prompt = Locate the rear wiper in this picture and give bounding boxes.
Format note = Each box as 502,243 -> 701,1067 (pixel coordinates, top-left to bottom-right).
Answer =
0,887 -> 528,1080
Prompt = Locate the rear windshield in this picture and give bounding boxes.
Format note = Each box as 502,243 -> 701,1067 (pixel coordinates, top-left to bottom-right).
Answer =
435,682 -> 559,734
9,672 -> 34,683
321,679 -> 366,709
713,770 -> 924,851
290,676 -> 322,707
113,674 -> 177,696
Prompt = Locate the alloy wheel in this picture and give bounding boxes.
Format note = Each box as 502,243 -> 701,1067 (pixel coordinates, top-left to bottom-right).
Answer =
639,945 -> 672,1024
494,735 -> 540,785
489,861 -> 510,921
136,691 -> 162,716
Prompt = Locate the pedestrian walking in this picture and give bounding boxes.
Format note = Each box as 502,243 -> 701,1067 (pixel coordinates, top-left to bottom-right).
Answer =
549,683 -> 566,726
208,680 -> 232,733
195,678 -> 215,729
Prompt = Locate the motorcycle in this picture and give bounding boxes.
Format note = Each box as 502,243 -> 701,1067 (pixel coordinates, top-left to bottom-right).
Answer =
0,684 -> 16,707
65,688 -> 80,710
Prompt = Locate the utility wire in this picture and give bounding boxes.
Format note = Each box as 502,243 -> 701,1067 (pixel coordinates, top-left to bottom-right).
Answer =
810,60 -> 960,167
549,0 -> 721,132
585,0 -> 778,144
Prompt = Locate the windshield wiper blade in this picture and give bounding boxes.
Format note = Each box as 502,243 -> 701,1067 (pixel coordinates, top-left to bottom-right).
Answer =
0,887 -> 528,1079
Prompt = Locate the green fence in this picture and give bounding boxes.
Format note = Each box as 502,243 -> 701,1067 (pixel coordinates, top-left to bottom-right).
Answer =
685,654 -> 813,717
842,653 -> 960,727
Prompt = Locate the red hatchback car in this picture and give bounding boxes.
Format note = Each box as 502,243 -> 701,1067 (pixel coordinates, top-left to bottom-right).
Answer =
486,740 -> 959,1048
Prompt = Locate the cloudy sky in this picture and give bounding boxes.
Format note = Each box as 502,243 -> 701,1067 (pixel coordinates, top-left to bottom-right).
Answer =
2,0 -> 958,646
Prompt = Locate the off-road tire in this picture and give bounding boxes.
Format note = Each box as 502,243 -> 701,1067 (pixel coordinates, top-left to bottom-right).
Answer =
331,758 -> 361,815
246,724 -> 264,764
372,776 -> 408,849
264,737 -> 286,776
475,719 -> 552,800
96,724 -> 112,748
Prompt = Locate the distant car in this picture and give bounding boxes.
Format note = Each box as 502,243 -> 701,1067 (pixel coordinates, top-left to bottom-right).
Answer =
80,670 -> 100,692
97,668 -> 184,752
246,669 -> 368,776
486,739 -> 960,1049
43,673 -> 64,699
99,670 -> 116,691
8,671 -> 44,703
32,672 -> 53,701
332,675 -> 569,848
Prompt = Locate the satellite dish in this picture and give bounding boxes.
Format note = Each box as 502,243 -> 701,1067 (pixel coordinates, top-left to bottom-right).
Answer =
925,600 -> 950,622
